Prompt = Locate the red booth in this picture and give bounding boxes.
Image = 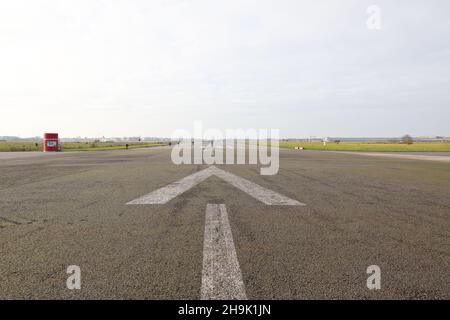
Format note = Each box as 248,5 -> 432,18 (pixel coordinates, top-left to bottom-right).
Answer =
43,133 -> 59,152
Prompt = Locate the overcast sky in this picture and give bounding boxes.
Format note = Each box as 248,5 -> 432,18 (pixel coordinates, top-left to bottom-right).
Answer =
1,0 -> 449,138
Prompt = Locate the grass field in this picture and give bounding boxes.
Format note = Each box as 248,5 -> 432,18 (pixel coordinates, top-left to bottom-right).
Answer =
0,141 -> 167,152
2,140 -> 449,153
279,141 -> 450,152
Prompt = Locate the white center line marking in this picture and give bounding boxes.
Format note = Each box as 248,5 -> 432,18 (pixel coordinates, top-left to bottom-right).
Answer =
127,166 -> 305,206
201,204 -> 247,300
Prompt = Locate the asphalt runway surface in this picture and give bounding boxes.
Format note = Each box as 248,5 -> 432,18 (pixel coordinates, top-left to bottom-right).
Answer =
0,147 -> 449,299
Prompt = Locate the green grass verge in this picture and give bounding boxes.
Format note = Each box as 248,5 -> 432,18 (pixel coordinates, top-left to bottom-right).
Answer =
63,142 -> 166,151
0,142 -> 43,152
0,141 -> 167,152
279,141 -> 450,152
3,140 -> 449,153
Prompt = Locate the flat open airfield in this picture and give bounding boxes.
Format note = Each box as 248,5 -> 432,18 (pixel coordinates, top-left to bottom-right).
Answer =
0,147 -> 449,299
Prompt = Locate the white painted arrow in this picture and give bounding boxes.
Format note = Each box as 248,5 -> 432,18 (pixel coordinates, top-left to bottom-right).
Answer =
127,165 -> 305,206
126,166 -> 305,300
201,204 -> 247,300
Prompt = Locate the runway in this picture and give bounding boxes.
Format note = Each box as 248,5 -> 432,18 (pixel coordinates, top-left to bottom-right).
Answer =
0,147 -> 449,299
